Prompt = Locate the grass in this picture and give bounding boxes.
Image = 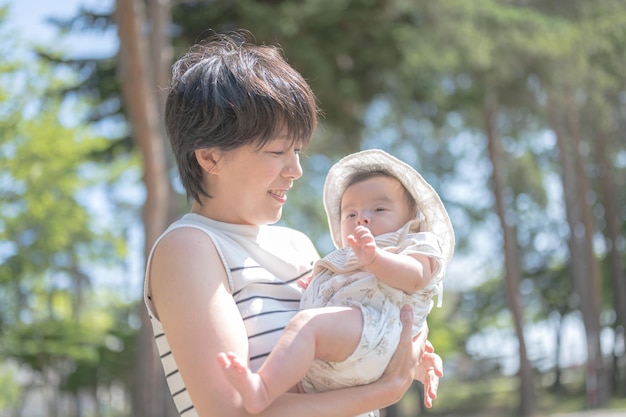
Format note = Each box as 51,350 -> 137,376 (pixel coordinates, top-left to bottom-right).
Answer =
382,369 -> 626,417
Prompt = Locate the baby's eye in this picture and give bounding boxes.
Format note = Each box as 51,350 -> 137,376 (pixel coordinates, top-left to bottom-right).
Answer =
374,207 -> 387,212
345,213 -> 356,219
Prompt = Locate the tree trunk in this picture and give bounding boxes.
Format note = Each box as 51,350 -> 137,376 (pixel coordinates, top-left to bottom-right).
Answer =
595,130 -> 626,394
114,0 -> 173,416
550,312 -> 564,393
568,98 -> 609,407
483,100 -> 536,417
549,96 -> 606,408
565,98 -> 604,322
146,0 -> 180,225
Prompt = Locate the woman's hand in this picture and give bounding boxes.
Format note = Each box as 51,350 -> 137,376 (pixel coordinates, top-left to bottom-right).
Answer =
378,306 -> 443,409
412,321 -> 443,408
415,341 -> 442,408
375,305 -> 419,405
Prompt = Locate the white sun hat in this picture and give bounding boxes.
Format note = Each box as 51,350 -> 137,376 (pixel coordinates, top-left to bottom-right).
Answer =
323,149 -> 455,263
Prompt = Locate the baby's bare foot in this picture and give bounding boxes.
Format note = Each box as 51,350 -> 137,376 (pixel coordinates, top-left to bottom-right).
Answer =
217,352 -> 272,414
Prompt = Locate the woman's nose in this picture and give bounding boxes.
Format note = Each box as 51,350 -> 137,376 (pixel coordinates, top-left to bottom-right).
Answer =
283,153 -> 303,179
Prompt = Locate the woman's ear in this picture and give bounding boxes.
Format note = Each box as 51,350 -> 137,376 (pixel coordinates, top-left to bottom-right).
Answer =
195,148 -> 223,174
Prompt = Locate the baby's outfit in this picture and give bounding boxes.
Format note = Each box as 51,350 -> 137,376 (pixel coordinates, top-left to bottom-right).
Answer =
299,218 -> 446,394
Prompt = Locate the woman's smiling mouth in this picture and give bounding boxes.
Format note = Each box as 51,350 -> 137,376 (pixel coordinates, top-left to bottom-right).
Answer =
269,189 -> 287,202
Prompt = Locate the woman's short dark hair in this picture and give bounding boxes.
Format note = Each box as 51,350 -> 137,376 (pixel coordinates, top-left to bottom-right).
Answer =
165,30 -> 318,203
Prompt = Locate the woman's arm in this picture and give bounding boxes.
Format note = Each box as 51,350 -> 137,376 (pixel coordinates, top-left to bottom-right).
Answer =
150,228 -> 249,416
150,228 -> 420,417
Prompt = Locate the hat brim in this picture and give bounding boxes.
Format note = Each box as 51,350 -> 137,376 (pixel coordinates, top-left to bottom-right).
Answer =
323,149 -> 455,262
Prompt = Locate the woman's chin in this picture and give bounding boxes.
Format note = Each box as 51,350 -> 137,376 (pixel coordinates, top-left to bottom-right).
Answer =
266,207 -> 283,225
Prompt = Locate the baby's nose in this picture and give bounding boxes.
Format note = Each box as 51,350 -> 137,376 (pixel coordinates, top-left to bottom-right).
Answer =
356,215 -> 370,226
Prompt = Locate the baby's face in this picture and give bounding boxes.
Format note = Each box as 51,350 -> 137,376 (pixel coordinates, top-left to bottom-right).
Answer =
339,176 -> 414,247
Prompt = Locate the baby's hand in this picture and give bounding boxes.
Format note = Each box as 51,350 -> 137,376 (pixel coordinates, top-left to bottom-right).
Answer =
347,225 -> 378,266
298,273 -> 313,289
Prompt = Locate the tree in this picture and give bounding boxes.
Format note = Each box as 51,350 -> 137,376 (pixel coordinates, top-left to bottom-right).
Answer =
114,0 -> 176,416
0,8 -> 137,415
37,1 -> 626,415
537,1 -> 626,404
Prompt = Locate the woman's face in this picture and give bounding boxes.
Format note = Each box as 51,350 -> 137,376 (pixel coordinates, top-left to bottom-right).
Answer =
205,135 -> 303,226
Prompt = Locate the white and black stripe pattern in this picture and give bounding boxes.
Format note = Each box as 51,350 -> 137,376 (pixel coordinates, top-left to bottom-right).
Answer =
154,331 -> 195,415
230,261 -> 313,369
144,214 -> 319,416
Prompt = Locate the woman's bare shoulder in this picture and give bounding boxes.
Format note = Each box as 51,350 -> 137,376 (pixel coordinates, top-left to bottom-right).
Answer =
149,226 -> 228,316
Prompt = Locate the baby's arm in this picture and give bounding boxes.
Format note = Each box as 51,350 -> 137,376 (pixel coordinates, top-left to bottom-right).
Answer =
348,225 -> 433,293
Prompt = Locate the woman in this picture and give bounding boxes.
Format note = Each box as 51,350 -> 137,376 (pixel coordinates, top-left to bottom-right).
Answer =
143,30 -> 443,417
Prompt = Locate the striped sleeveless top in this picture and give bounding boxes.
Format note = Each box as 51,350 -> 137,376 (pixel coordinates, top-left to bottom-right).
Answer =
143,213 -> 319,416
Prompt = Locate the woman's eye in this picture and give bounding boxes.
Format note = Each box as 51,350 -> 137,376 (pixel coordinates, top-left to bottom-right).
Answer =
267,143 -> 302,156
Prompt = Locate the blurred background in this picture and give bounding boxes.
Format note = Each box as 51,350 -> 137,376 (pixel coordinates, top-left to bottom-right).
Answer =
0,0 -> 625,416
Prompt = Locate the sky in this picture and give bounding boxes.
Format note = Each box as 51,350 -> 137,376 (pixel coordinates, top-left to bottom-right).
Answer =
4,0 -> 117,59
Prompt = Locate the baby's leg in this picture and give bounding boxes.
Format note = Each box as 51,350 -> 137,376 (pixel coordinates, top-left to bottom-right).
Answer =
217,352 -> 270,414
217,306 -> 363,414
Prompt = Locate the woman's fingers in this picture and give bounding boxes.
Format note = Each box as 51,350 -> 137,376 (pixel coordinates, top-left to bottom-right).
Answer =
412,321 -> 429,360
400,304 -> 413,338
397,305 -> 417,377
410,320 -> 443,408
381,305 -> 415,387
424,339 -> 434,353
415,350 -> 443,408
423,367 -> 438,408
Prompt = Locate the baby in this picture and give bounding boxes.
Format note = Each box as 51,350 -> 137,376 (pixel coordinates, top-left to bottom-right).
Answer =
218,149 -> 455,414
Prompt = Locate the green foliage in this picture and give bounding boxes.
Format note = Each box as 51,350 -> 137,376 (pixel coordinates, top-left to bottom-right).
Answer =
0,363 -> 21,411
428,293 -> 472,357
61,299 -> 138,393
0,82 -> 121,322
0,10 -> 140,413
3,318 -> 101,372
